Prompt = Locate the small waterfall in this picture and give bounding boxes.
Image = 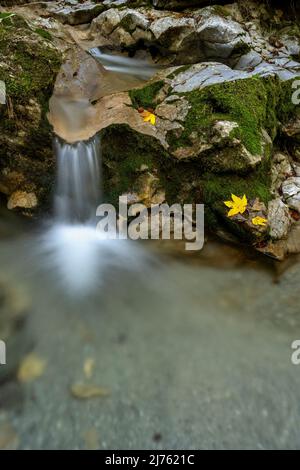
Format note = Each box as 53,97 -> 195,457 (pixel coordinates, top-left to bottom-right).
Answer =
53,135 -> 101,224
43,132 -> 149,295
89,48 -> 160,81
41,57 -> 154,295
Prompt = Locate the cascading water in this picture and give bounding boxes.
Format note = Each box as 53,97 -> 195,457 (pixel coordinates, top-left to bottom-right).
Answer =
41,132 -> 150,295
53,135 -> 101,224
39,50 -> 158,294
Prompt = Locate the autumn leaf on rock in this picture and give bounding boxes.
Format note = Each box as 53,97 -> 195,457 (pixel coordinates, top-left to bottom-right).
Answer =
224,194 -> 248,217
252,216 -> 268,226
141,110 -> 156,125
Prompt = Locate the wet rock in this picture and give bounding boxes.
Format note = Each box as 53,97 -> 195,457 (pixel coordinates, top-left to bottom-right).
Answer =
274,27 -> 300,58
257,221 -> 300,260
0,14 -> 62,214
283,118 -> 300,143
152,0 -> 218,9
90,6 -> 252,65
7,191 -> 38,211
0,81 -> 5,105
195,9 -> 251,60
271,152 -> 293,196
50,47 -> 299,247
268,198 -> 291,240
46,1 -> 106,26
282,177 -> 300,212
234,51 -> 263,71
48,47 -> 152,142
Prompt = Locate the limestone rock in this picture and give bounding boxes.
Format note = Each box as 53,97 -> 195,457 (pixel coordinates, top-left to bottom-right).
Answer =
283,118 -> 300,143
152,0 -> 217,9
46,1 -> 106,26
7,191 -> 38,211
268,198 -> 291,240
282,177 -> 300,212
0,81 -> 5,105
271,152 -> 293,196
90,6 -> 252,65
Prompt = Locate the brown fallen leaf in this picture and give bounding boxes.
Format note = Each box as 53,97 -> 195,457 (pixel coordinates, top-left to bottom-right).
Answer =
83,358 -> 95,379
290,209 -> 300,221
83,427 -> 100,450
17,353 -> 47,383
251,198 -> 266,212
0,422 -> 19,450
70,383 -> 110,400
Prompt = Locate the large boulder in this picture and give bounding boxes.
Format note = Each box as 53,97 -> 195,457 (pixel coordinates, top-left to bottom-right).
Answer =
90,5 -> 252,65
50,56 -> 299,252
0,14 -> 62,214
46,1 -> 106,26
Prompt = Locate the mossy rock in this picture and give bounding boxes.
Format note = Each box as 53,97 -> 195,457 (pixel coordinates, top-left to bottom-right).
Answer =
102,66 -> 298,244
0,15 -> 62,213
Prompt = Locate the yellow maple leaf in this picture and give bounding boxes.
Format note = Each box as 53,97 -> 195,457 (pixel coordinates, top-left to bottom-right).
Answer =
224,194 -> 248,217
141,110 -> 156,125
252,216 -> 267,226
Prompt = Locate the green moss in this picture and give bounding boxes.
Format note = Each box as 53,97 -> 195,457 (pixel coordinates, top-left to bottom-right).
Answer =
0,12 -> 14,19
0,12 -> 28,28
34,28 -> 53,41
202,159 -> 272,240
212,5 -> 231,17
0,16 -> 62,211
101,124 -> 162,204
129,80 -> 165,109
167,65 -> 190,80
0,22 -> 61,104
170,76 -> 277,156
119,14 -> 136,33
203,166 -> 271,210
277,78 -> 300,123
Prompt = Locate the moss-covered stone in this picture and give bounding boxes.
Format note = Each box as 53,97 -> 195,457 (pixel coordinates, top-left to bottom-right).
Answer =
101,63 -> 299,245
129,80 -> 165,109
0,15 -> 62,214
168,75 -> 281,157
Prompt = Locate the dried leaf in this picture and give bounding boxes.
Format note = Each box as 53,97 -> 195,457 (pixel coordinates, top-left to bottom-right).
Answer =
17,353 -> 47,383
70,383 -> 110,400
251,198 -> 266,212
83,427 -> 100,450
0,422 -> 18,450
290,209 -> 300,221
252,216 -> 268,226
83,358 -> 95,379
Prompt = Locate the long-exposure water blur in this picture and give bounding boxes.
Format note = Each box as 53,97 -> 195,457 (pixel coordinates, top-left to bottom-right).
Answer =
0,0 -> 300,452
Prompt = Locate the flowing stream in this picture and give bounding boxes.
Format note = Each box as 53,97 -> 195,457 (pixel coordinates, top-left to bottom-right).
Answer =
0,51 -> 300,450
53,135 -> 101,224
89,48 -> 160,80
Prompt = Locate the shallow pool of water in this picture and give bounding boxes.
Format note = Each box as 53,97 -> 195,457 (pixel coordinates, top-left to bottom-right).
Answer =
0,214 -> 299,450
